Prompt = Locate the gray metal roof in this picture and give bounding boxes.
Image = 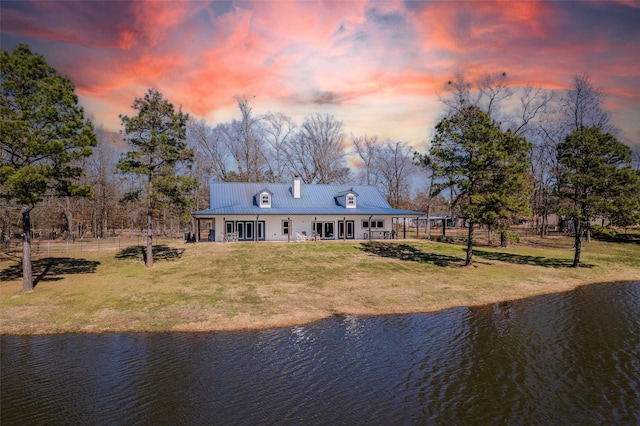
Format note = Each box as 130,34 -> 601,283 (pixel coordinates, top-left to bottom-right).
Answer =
192,181 -> 422,217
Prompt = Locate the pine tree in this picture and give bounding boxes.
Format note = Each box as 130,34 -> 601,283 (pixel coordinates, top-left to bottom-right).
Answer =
479,129 -> 533,247
557,126 -> 640,267
117,88 -> 196,267
430,105 -> 532,265
1,44 -> 96,292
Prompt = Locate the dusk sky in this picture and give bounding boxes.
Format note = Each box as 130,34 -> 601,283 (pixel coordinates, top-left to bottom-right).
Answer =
2,0 -> 639,150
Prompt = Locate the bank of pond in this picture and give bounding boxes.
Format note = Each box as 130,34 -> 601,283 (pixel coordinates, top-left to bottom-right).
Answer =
2,281 -> 639,425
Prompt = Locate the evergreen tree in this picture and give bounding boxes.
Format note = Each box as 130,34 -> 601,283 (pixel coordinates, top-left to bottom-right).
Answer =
557,126 -> 640,267
430,105 -> 532,265
479,129 -> 533,247
117,88 -> 196,267
0,44 -> 96,292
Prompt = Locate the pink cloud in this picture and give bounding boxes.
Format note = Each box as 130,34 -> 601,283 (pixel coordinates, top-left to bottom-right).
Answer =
2,0 -> 638,145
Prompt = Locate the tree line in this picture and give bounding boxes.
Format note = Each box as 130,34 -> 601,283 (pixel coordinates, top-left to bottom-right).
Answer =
2,44 -> 640,290
416,72 -> 640,267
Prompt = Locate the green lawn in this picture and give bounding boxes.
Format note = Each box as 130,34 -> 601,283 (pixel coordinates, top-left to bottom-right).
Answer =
1,236 -> 638,334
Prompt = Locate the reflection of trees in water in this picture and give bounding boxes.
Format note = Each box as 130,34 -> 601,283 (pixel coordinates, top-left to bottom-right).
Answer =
491,302 -> 516,337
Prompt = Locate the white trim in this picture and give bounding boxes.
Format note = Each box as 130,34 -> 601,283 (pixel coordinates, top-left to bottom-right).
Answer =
259,191 -> 271,208
346,194 -> 356,208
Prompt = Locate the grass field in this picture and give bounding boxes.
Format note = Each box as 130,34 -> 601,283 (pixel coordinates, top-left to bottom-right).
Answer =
1,235 -> 638,334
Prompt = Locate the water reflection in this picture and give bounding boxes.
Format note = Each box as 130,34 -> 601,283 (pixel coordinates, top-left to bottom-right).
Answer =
2,282 -> 639,425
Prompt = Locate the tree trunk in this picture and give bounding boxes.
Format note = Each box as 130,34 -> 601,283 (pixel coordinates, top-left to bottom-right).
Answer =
487,225 -> 493,245
465,220 -> 474,266
573,221 -> 582,267
146,202 -> 153,268
500,229 -> 508,248
21,206 -> 34,292
63,197 -> 74,241
425,204 -> 431,240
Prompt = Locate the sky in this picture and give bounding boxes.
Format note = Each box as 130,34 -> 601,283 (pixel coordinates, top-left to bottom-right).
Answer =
2,0 -> 640,151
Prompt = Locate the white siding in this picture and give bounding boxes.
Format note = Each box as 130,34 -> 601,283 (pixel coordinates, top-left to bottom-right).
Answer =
204,215 -> 397,241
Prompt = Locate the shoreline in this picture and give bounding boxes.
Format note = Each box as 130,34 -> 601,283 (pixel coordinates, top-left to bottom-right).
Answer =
2,238 -> 639,335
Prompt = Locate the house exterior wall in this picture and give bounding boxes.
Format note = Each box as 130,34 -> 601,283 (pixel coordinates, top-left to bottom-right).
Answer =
202,214 -> 401,242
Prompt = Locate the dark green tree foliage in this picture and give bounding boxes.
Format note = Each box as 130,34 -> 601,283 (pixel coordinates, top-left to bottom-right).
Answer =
0,44 -> 96,292
430,105 -> 532,265
478,129 -> 533,247
117,88 -> 196,268
557,126 -> 640,267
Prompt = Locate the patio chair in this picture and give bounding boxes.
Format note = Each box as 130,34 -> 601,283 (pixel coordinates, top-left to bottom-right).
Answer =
296,231 -> 308,242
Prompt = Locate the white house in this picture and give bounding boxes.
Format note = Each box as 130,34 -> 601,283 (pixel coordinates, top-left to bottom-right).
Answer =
191,177 -> 422,242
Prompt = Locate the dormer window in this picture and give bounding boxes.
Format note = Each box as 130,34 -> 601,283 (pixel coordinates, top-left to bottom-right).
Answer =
257,189 -> 272,208
335,189 -> 358,209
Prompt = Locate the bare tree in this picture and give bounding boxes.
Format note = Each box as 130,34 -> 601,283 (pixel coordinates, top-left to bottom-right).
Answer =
262,112 -> 296,183
413,152 -> 438,238
477,72 -> 513,120
285,113 -> 350,184
223,96 -> 268,181
563,73 -> 611,133
511,86 -> 555,137
632,145 -> 640,171
440,72 -> 558,237
352,134 -> 381,185
86,127 -> 120,237
440,73 -> 474,113
444,72 -> 554,135
376,141 -> 416,208
188,119 -> 231,181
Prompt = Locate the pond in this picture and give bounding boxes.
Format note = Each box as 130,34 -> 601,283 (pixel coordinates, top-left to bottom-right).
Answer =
2,282 -> 639,425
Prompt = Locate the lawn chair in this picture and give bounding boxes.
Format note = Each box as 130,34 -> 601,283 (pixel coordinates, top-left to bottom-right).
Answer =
296,231 -> 308,242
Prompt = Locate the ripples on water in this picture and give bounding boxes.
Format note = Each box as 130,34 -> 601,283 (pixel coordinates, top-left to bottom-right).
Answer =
2,282 -> 639,425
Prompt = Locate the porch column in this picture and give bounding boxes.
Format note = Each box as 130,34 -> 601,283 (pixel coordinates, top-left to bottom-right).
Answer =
196,218 -> 201,242
403,218 -> 406,239
343,217 -> 346,241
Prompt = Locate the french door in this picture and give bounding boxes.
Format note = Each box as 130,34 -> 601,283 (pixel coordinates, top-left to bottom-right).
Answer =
338,220 -> 355,239
226,221 -> 265,241
313,221 -> 335,239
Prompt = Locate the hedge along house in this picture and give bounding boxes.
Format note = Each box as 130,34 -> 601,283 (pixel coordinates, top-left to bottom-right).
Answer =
191,177 -> 422,242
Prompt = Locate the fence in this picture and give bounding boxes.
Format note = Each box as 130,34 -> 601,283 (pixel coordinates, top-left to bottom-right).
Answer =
3,236 -> 185,255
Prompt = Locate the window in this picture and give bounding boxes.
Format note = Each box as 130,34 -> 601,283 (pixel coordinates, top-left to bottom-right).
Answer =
346,194 -> 356,208
282,220 -> 289,235
362,220 -> 385,229
259,192 -> 271,208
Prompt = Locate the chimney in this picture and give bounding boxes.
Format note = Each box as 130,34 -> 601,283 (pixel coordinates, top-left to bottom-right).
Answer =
293,176 -> 301,199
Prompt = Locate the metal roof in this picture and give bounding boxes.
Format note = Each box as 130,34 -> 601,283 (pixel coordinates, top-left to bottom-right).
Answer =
192,181 -> 422,217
